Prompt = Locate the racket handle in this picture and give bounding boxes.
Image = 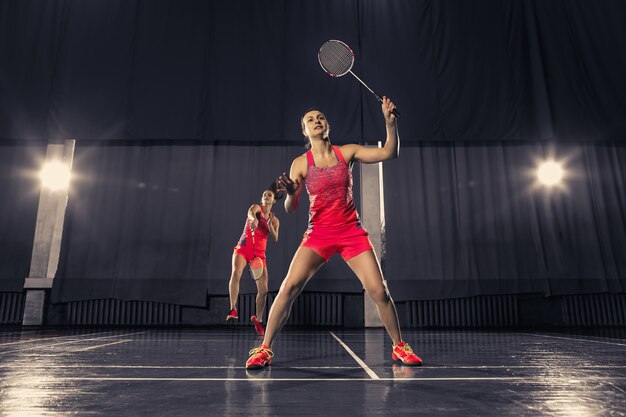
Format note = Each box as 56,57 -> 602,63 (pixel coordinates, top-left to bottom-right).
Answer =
376,96 -> 401,119
251,230 -> 255,257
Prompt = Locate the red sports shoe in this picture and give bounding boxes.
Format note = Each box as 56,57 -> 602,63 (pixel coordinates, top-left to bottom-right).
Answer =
250,315 -> 264,335
392,341 -> 423,366
226,307 -> 238,321
246,344 -> 273,369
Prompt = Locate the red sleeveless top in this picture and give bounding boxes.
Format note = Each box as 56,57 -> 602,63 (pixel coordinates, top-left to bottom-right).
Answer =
304,145 -> 362,231
238,210 -> 272,253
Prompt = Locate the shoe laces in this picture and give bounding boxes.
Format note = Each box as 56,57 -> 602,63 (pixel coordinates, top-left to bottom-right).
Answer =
249,346 -> 273,358
396,342 -> 415,355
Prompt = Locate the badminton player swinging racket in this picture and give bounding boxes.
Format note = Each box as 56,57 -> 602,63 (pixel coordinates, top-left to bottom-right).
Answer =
227,183 -> 283,336
245,97 -> 422,369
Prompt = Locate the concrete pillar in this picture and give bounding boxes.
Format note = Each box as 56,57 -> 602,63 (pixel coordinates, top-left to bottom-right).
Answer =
23,139 -> 75,325
359,143 -> 385,327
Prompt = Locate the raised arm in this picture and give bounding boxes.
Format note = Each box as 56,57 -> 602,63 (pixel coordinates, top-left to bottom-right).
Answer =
341,96 -> 399,164
279,155 -> 306,214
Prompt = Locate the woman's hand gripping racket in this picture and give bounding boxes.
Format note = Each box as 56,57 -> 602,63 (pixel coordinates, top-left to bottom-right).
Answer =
318,40 -> 401,118
249,228 -> 264,281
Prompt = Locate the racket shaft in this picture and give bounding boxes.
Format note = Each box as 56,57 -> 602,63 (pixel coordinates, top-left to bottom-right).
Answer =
349,70 -> 380,100
348,70 -> 401,118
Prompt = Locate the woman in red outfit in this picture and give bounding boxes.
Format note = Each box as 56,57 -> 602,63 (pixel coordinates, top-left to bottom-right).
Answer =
246,97 -> 422,368
227,184 -> 281,335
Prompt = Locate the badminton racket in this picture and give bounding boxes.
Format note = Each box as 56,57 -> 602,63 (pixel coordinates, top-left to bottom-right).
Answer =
249,230 -> 264,281
318,39 -> 401,118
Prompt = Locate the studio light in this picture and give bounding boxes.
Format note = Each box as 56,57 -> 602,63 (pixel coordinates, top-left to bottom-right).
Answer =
537,161 -> 563,186
39,161 -> 71,191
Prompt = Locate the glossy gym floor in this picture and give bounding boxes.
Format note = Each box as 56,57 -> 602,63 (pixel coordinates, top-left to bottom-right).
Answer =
1,327 -> 625,416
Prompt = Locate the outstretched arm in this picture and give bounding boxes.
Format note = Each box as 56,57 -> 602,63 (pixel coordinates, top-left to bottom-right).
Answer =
342,96 -> 399,164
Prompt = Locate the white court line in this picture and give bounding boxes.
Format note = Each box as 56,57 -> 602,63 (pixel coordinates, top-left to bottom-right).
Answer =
2,364 -> 625,370
71,340 -> 131,352
413,365 -> 626,369
609,382 -> 626,395
522,332 -> 626,347
0,331 -> 149,355
329,331 -> 379,380
0,365 -> 362,370
54,376 -> 626,382
129,339 -> 267,343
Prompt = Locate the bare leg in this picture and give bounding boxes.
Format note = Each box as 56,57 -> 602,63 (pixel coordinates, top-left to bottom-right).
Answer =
346,250 -> 402,345
262,247 -> 325,347
254,267 -> 269,320
228,252 -> 247,309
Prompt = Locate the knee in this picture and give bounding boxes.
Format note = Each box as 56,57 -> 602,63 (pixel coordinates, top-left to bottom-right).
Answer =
280,280 -> 303,299
230,269 -> 243,282
367,286 -> 391,305
257,286 -> 268,297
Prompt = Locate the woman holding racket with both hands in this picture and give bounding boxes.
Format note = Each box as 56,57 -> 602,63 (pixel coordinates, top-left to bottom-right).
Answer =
246,97 -> 422,368
227,183 -> 282,335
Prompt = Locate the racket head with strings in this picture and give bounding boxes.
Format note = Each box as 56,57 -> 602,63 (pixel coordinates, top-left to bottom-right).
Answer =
249,257 -> 264,281
318,39 -> 355,77
318,39 -> 401,118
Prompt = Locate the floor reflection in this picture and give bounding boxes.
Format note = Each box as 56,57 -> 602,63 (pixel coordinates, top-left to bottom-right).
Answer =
0,328 -> 624,416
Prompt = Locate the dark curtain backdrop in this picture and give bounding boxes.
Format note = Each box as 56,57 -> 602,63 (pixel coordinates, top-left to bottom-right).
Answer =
51,142 -> 361,306
0,141 -> 45,291
2,1 -> 626,304
384,142 -> 626,301
1,0 -> 625,144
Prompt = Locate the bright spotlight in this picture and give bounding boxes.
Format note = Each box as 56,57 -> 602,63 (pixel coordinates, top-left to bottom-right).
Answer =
537,161 -> 563,186
39,161 -> 71,191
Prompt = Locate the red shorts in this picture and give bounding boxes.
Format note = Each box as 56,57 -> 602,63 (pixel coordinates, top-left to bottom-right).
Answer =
233,244 -> 267,268
301,225 -> 373,262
